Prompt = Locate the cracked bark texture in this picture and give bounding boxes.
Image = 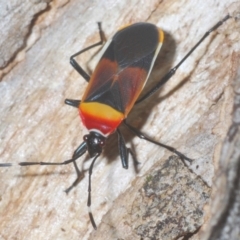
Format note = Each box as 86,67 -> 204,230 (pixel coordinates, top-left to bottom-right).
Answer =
0,0 -> 240,239
199,54 -> 240,240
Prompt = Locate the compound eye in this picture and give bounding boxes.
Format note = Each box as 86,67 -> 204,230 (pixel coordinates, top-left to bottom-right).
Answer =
99,139 -> 105,147
83,135 -> 88,141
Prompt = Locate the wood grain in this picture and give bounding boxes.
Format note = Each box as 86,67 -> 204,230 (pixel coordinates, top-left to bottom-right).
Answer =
0,0 -> 239,239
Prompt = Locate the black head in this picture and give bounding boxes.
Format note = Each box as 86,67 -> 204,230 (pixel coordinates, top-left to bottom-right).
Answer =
83,131 -> 106,157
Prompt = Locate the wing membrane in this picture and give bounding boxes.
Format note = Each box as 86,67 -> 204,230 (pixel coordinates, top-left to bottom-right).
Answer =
82,23 -> 162,116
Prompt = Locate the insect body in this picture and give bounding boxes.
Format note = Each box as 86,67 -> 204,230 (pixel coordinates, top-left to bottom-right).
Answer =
0,15 -> 232,229
80,23 -> 163,136
80,23 -> 164,157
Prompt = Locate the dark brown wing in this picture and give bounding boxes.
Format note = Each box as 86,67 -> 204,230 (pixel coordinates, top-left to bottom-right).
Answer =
82,22 -> 163,116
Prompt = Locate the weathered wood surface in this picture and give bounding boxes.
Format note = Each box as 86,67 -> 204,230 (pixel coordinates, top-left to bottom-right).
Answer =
0,0 -> 239,239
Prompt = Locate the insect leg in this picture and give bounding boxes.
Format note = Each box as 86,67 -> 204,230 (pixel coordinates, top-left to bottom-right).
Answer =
66,23 -> 104,108
117,129 -> 139,169
64,99 -> 81,108
70,22 -> 105,82
136,14 -> 231,104
64,142 -> 88,193
123,120 -> 193,164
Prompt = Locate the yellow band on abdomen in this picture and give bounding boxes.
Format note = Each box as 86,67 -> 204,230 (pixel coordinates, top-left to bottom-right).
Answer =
79,102 -> 124,135
80,102 -> 123,121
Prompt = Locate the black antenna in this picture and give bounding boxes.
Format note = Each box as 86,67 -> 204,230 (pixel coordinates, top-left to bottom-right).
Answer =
87,154 -> 100,230
0,163 -> 12,167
